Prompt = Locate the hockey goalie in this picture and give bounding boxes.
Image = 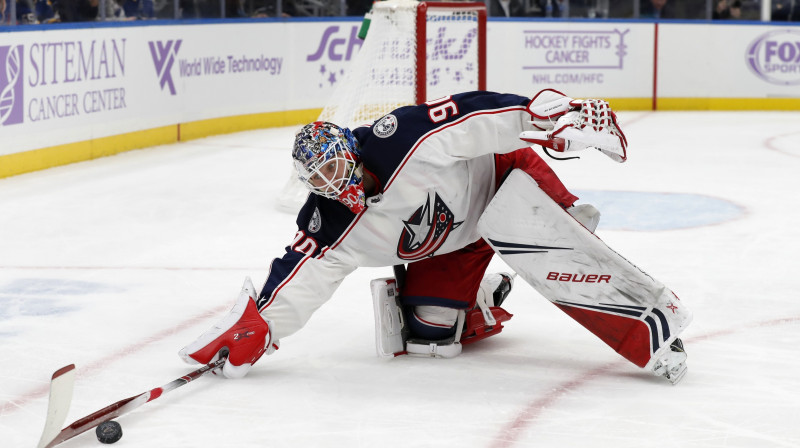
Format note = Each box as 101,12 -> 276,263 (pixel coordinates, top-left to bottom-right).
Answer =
179,89 -> 692,385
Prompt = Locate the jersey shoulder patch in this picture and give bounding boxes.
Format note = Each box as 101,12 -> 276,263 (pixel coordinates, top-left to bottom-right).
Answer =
373,114 -> 398,138
296,194 -> 357,246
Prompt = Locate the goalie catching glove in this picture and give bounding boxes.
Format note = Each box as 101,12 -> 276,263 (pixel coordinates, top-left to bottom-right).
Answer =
179,277 -> 278,379
521,88 -> 628,163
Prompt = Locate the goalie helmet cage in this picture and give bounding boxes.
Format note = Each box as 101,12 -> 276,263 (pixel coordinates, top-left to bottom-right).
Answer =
276,0 -> 486,212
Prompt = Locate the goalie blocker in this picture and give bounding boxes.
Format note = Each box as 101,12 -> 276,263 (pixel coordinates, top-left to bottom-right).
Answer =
477,169 -> 692,384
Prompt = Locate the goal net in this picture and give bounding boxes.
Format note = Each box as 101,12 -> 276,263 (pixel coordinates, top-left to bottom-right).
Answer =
276,0 -> 487,212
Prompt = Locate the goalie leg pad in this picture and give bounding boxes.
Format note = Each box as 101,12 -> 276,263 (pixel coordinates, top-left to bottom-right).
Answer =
477,170 -> 692,373
371,277 -> 462,358
371,278 -> 407,357
372,273 -> 516,358
567,203 -> 600,233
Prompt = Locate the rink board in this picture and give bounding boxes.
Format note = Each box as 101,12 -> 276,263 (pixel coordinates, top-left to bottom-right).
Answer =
1,19 -> 798,177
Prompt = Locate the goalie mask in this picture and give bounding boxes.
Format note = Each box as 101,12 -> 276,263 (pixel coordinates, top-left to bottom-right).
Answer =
292,121 -> 366,214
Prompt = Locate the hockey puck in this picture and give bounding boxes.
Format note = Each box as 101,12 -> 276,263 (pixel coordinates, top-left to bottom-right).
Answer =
96,420 -> 123,444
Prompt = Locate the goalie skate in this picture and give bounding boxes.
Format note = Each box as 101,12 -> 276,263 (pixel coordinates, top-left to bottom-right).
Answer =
459,273 -> 514,345
649,338 -> 688,385
406,336 -> 463,358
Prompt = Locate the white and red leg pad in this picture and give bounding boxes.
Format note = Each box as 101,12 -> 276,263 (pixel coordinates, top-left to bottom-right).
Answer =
370,277 -> 407,357
477,170 -> 692,373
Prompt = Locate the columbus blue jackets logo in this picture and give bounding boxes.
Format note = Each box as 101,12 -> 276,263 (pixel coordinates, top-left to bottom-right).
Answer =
308,207 -> 322,233
397,192 -> 462,260
373,114 -> 398,138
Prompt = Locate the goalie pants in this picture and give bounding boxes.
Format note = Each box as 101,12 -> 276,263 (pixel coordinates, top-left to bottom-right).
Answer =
401,148 -> 577,338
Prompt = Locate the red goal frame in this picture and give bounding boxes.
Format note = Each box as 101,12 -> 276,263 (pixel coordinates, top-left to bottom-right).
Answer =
415,2 -> 487,104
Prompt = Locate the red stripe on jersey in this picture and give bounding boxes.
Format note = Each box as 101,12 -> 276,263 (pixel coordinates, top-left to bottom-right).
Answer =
263,210 -> 367,311
260,254 -> 315,312
329,208 -> 367,250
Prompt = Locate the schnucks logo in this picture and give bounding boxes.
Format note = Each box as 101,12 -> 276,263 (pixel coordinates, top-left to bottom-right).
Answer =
149,40 -> 182,95
0,45 -> 24,126
746,29 -> 800,86
307,26 -> 362,88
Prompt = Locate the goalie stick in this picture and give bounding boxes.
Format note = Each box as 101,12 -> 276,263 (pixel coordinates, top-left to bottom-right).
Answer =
37,358 -> 226,448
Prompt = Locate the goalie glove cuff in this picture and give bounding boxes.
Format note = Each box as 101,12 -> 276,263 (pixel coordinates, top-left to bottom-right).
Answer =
526,88 -> 575,131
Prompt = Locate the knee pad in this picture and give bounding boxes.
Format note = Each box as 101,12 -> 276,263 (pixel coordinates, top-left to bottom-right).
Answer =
407,306 -> 459,341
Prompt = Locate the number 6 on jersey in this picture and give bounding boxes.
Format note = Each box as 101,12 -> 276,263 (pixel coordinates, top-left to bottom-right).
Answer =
426,96 -> 459,123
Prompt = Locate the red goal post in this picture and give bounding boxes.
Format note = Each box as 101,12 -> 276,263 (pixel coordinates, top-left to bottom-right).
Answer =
415,2 -> 487,104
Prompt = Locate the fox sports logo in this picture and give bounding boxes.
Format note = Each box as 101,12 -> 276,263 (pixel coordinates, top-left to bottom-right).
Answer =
746,29 -> 800,86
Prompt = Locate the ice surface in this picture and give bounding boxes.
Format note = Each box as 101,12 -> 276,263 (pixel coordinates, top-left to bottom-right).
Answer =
1,111 -> 799,447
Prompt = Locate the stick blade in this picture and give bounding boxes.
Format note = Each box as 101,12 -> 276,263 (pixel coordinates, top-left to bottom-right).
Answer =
37,365 -> 76,448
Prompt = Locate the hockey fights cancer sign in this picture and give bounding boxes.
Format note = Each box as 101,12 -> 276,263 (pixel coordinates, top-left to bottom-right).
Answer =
521,28 -> 630,86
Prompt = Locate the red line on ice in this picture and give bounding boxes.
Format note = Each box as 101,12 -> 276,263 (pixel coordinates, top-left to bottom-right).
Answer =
488,315 -> 800,448
763,130 -> 800,158
0,304 -> 227,416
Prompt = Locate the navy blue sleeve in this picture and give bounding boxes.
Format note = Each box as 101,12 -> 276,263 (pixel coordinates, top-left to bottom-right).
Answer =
258,194 -> 356,307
